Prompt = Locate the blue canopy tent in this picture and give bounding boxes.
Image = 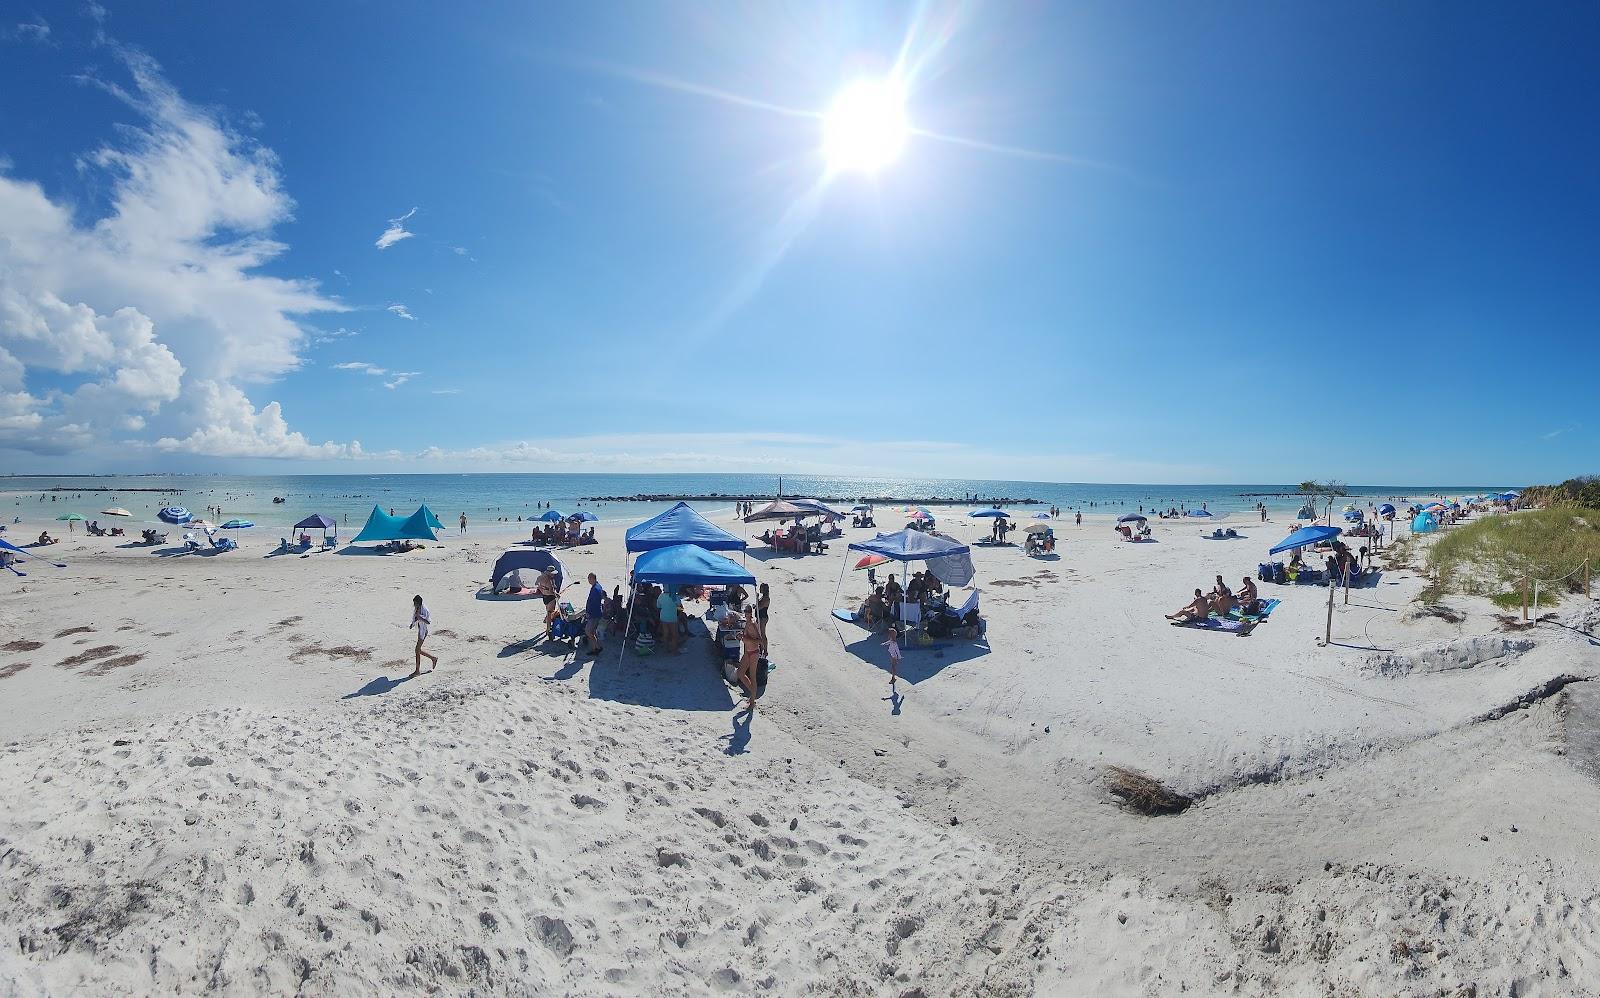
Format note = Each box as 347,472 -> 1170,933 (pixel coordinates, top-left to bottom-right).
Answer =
349,505 -> 437,545
1,536 -> 67,576
293,513 -> 337,546
836,529 -> 977,631
625,502 -> 746,554
618,543 -> 756,664
1269,525 -> 1342,556
158,506 -> 192,525
633,544 -> 756,587
489,548 -> 565,592
417,505 -> 446,532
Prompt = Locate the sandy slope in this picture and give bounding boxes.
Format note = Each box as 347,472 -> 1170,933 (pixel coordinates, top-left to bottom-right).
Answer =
2,507 -> 1599,995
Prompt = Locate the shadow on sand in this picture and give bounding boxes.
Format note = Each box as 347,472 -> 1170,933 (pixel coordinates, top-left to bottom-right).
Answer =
587,619 -> 735,712
839,628 -> 990,685
342,672 -> 417,698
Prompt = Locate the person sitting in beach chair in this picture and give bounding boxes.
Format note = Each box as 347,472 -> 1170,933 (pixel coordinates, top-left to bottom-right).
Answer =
1166,589 -> 1212,623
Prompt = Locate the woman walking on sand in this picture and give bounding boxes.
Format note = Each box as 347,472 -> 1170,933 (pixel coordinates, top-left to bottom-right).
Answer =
410,595 -> 438,676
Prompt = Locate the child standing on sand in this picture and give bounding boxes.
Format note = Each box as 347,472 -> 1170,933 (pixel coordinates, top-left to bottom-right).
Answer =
410,595 -> 439,677
882,627 -> 902,684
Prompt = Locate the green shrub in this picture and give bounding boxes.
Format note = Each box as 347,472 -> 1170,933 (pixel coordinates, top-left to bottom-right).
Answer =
1426,509 -> 1600,605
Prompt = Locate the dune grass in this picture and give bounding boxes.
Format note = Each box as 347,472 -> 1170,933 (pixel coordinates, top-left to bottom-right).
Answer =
1426,509 -> 1600,607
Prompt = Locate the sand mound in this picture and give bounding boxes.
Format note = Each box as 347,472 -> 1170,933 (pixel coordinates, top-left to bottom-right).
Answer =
1362,636 -> 1537,679
0,676 -> 1048,995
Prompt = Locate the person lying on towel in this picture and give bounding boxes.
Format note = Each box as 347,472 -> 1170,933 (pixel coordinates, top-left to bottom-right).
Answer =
1166,589 -> 1211,623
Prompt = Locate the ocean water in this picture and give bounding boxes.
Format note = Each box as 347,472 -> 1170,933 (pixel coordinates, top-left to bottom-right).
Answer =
0,473 -> 1514,535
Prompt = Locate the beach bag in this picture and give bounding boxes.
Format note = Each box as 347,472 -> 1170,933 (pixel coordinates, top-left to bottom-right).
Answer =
1257,562 -> 1269,582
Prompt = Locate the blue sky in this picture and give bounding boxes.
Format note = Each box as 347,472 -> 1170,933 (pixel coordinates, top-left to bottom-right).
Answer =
0,2 -> 1595,484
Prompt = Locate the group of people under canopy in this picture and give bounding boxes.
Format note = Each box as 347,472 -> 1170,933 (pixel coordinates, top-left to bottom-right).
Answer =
1257,524 -> 1366,587
744,498 -> 843,555
841,529 -> 984,641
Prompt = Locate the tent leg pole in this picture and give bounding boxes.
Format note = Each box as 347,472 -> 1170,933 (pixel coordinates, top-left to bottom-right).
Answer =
619,584 -> 637,666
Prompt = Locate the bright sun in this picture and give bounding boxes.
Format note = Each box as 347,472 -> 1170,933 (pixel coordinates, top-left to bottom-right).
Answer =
821,78 -> 909,176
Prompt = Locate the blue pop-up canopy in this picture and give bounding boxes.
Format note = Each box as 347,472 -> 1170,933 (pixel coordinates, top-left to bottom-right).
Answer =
848,529 -> 971,561
1188,509 -> 1213,517
490,548 -> 565,590
633,544 -> 756,587
788,498 -> 846,519
350,505 -> 437,544
1269,524 -> 1342,555
625,501 -> 746,553
1342,509 -> 1364,522
294,514 -> 335,530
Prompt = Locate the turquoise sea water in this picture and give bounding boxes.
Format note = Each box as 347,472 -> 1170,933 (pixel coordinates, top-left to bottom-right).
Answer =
0,473 -> 1516,535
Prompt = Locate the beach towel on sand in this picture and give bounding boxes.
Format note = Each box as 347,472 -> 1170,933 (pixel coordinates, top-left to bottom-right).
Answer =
1170,615 -> 1257,636
1226,598 -> 1280,622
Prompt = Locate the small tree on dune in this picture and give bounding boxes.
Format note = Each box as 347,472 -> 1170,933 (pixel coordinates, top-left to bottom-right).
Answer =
1299,480 -> 1348,524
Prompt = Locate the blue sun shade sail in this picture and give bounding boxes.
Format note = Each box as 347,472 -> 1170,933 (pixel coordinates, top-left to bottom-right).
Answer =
350,505 -> 438,544
418,505 -> 446,531
848,529 -> 970,561
158,507 -> 192,524
632,544 -> 755,587
1269,525 -> 1343,555
625,502 -> 746,553
1117,513 -> 1147,523
490,548 -> 565,590
294,514 -> 336,530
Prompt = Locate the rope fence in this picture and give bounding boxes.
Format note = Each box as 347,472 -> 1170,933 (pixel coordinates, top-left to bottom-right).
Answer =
1523,558 -> 1592,622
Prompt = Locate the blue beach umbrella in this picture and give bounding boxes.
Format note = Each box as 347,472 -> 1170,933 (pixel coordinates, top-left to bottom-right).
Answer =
969,508 -> 1010,518
1269,524 -> 1342,555
1377,503 -> 1396,517
1188,509 -> 1213,517
539,509 -> 566,522
219,519 -> 255,529
1117,513 -> 1147,523
567,511 -> 599,522
1033,512 -> 1051,519
1343,509 -> 1364,522
158,506 -> 193,524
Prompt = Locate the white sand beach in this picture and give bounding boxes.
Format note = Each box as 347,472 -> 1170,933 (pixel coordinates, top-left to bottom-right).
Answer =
3,507 -> 1598,995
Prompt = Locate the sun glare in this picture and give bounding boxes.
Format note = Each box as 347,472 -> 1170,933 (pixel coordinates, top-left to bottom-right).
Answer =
821,78 -> 909,176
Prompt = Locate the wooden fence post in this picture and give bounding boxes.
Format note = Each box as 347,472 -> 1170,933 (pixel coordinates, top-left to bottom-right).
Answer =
1324,576 -> 1335,645
1522,576 -> 1530,621
1586,559 -> 1591,600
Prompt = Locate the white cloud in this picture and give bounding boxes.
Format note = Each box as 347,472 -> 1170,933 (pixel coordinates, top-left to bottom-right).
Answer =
430,388 -> 461,395
374,207 -> 416,250
386,303 -> 416,320
333,361 -> 386,375
0,45 -> 353,460
383,372 -> 419,390
451,246 -> 468,256
153,381 -> 362,459
13,16 -> 50,42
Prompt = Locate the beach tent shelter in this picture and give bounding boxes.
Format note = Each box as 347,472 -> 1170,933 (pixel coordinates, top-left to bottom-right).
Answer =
293,513 -> 337,545
743,499 -> 816,523
417,505 -> 446,532
349,505 -> 437,545
619,544 -> 756,663
836,529 -> 975,625
968,508 -> 1010,518
1,536 -> 66,576
1412,512 -> 1439,534
626,502 -> 746,554
788,498 -> 847,519
490,548 -> 565,592
1269,525 -> 1342,556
